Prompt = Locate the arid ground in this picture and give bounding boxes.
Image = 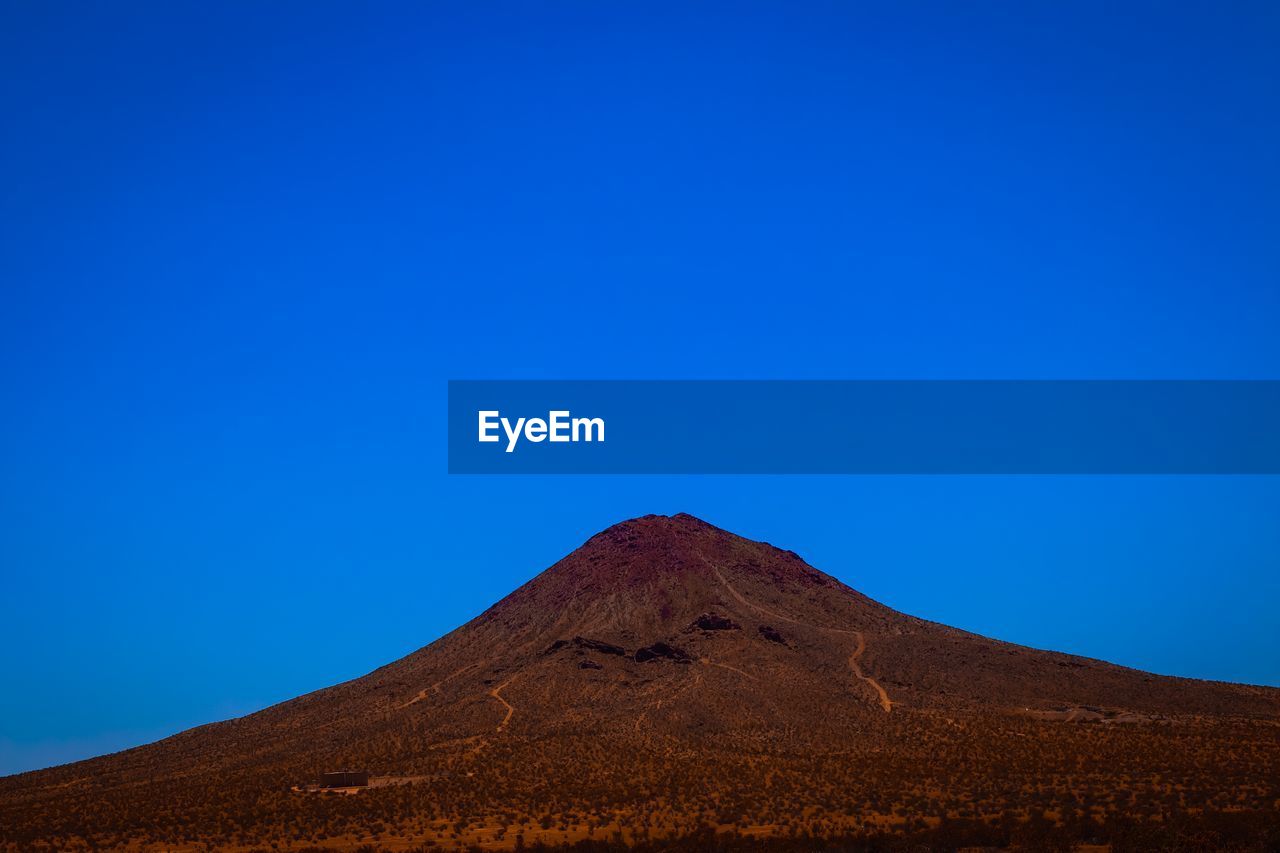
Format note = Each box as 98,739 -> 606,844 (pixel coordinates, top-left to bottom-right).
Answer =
2,514 -> 1277,851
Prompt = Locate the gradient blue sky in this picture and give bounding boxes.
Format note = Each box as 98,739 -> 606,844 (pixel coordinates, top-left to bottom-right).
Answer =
2,2 -> 1279,775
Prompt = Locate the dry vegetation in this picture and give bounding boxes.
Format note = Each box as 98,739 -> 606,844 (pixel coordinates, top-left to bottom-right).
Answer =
3,710 -> 1279,851
3,515 -> 1278,851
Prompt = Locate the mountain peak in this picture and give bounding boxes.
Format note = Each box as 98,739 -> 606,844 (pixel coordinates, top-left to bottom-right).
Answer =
570,513 -> 809,581
474,513 -> 852,650
5,515 -> 1278,851
573,512 -> 730,562
588,511 -> 715,536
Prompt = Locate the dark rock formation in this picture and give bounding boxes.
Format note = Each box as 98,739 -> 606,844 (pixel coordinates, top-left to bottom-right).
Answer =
634,642 -> 692,664
689,613 -> 740,631
758,625 -> 787,645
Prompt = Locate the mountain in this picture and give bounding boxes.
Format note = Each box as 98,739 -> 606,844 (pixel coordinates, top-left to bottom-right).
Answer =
3,513 -> 1279,851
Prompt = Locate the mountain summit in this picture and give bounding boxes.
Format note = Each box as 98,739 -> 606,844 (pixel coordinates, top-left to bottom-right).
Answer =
3,514 -> 1278,850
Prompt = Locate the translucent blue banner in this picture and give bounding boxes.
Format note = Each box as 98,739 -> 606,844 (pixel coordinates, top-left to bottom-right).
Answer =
447,381 -> 1280,474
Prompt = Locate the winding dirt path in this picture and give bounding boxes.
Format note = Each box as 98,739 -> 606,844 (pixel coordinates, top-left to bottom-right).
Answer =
711,563 -> 892,714
489,680 -> 515,732
849,631 -> 893,713
418,672 -> 517,756
400,663 -> 481,709
700,658 -> 757,681
712,564 -> 808,629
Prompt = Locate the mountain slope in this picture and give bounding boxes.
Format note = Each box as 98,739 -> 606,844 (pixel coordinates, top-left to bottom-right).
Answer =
2,513 -> 1278,851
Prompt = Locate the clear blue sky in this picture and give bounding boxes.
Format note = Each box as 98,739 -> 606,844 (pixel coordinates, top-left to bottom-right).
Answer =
2,2 -> 1278,775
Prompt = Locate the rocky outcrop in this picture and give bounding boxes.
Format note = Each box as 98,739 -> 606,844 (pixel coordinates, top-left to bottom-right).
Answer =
688,613 -> 740,631
634,642 -> 692,663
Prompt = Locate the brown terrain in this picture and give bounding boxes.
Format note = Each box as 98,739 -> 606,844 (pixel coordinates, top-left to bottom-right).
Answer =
2,513 -> 1279,852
